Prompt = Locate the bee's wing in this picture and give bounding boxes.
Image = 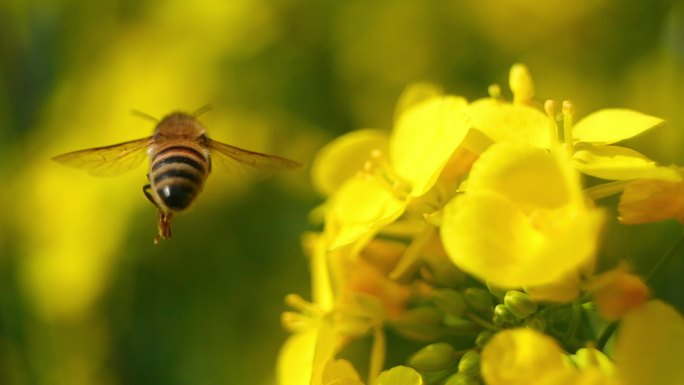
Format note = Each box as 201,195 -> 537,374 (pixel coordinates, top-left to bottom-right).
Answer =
206,138 -> 301,177
52,137 -> 153,177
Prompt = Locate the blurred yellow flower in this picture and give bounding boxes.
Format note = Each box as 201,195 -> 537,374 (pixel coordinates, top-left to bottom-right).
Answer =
325,176 -> 407,250
481,328 -> 576,385
318,87 -> 473,251
586,265 -> 650,321
441,143 -> 604,288
279,234 -> 411,385
614,300 -> 684,385
570,108 -> 680,181
321,359 -> 364,385
389,92 -> 471,197
311,129 -> 390,197
618,174 -> 684,224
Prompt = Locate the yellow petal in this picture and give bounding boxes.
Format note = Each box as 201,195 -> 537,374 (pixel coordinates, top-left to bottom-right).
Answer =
468,99 -> 550,149
441,191 -> 602,288
618,178 -> 684,224
390,95 -> 471,197
312,129 -> 390,196
465,144 -> 574,210
375,366 -> 423,385
481,329 -> 575,385
321,359 -> 364,385
277,329 -> 318,385
326,177 -> 406,249
614,300 -> 684,385
394,82 -> 444,121
572,145 -> 681,180
572,109 -> 664,145
525,271 -> 582,303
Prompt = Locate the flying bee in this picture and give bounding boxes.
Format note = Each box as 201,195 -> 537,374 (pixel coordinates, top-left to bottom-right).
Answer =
53,108 -> 301,244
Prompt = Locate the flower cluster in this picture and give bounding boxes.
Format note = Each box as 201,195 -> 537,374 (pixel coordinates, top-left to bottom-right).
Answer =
278,64 -> 684,385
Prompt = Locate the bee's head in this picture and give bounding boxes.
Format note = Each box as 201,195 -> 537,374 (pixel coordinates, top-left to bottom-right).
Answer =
154,111 -> 206,139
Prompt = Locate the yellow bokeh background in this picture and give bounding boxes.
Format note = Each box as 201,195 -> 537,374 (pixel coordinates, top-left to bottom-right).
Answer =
0,0 -> 682,384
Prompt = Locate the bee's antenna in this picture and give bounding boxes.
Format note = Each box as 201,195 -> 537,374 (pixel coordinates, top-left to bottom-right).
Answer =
192,104 -> 213,118
131,110 -> 159,122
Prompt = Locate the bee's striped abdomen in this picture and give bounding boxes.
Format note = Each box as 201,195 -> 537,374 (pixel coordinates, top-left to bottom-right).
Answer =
149,144 -> 209,211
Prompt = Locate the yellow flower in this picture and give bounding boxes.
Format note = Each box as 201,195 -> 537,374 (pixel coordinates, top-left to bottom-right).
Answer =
389,90 -> 472,197
586,265 -> 650,321
482,330 -> 624,385
316,86 -> 473,251
614,300 -> 684,385
481,328 -> 576,385
440,142 -> 604,288
311,129 -> 390,197
278,234 -> 412,385
316,361 -> 422,385
618,174 -> 684,224
570,108 -> 680,181
321,359 -> 365,385
324,176 -> 407,250
466,65 -> 550,152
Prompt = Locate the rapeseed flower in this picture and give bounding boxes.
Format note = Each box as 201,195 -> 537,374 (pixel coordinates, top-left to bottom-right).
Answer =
440,142 -> 604,288
481,300 -> 684,385
282,63 -> 683,385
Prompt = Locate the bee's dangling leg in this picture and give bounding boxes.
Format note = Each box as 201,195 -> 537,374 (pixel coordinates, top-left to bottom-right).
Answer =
155,210 -> 173,244
143,184 -> 173,244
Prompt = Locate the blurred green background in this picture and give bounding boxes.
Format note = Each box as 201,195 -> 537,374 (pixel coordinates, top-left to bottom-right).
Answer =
1,0 -> 683,384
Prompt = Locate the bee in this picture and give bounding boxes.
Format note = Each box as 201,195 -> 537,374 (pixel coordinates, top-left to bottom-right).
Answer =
53,108 -> 301,243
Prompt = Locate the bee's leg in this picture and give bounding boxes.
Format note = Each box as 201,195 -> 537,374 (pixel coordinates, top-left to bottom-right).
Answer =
142,184 -> 156,206
154,211 -> 173,244
143,184 -> 172,244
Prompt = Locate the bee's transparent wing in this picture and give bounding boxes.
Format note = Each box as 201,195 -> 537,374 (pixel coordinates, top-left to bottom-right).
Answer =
206,138 -> 301,177
52,137 -> 153,176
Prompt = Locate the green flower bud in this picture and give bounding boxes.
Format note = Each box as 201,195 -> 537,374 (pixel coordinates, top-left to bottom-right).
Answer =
443,315 -> 480,335
503,290 -> 538,319
458,350 -> 481,376
422,252 -> 467,288
407,343 -> 458,372
493,304 -> 516,326
475,330 -> 495,348
431,289 -> 466,317
420,368 -> 454,384
391,306 -> 444,341
524,314 -> 546,331
464,287 -> 494,316
444,372 -> 479,385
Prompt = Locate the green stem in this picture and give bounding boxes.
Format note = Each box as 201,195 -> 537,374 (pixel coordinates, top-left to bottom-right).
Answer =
596,321 -> 618,351
389,225 -> 435,282
464,311 -> 498,331
369,325 -> 386,384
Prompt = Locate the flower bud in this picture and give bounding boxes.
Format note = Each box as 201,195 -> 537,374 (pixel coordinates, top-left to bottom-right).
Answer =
407,343 -> 458,372
431,289 -> 466,317
421,369 -> 455,384
475,330 -> 495,348
458,350 -> 481,376
493,304 -> 516,326
444,372 -> 479,385
443,315 -> 480,335
524,314 -> 546,331
391,306 -> 444,341
504,290 -> 538,319
464,287 -> 494,316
